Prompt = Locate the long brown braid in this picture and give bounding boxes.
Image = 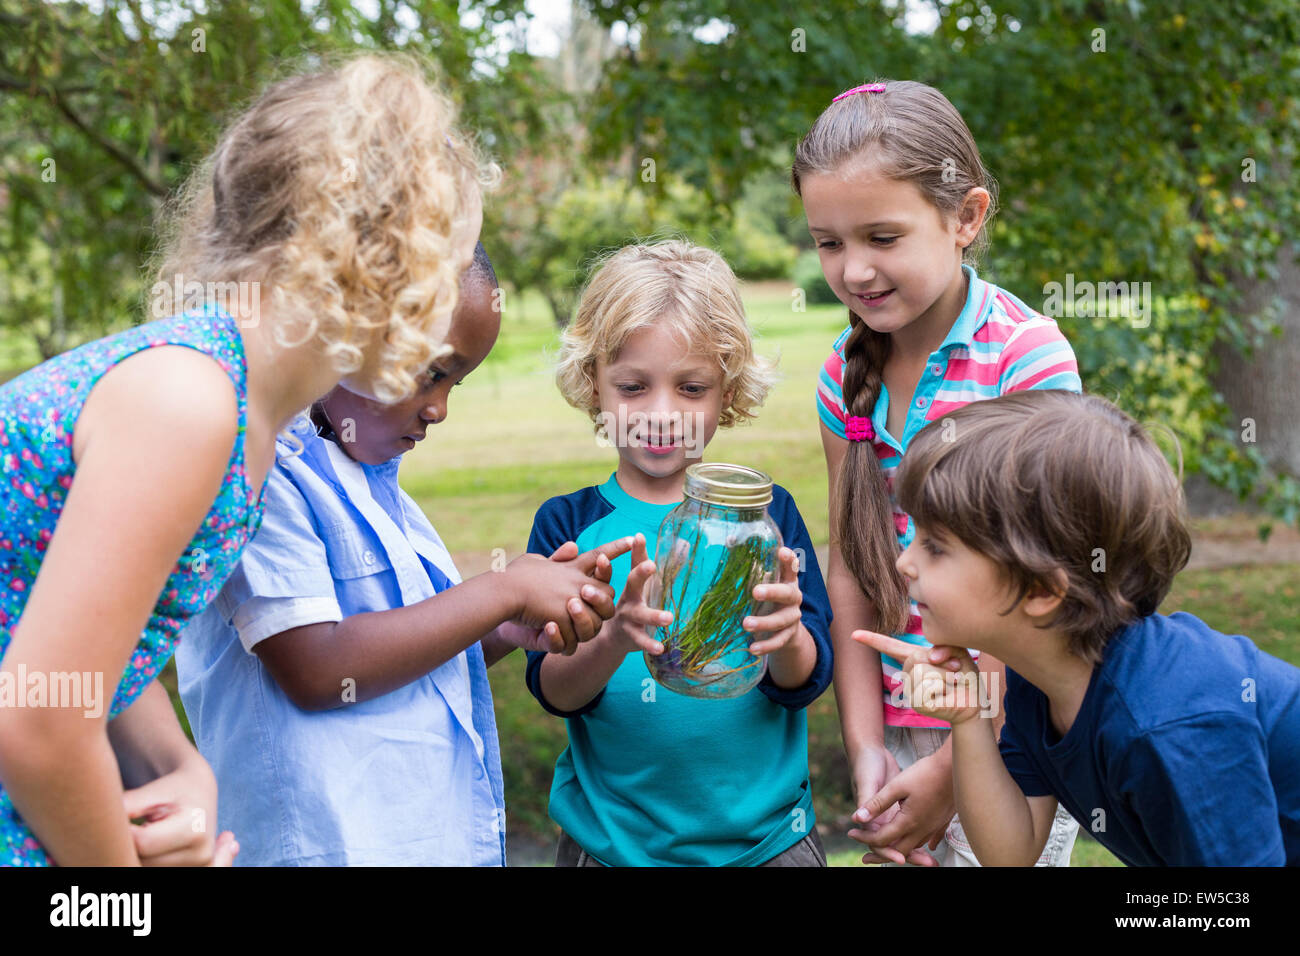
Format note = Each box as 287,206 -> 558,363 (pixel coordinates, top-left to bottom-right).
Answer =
835,314 -> 911,634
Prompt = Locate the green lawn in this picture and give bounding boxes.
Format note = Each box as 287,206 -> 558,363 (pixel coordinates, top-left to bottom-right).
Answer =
146,282 -> 1295,868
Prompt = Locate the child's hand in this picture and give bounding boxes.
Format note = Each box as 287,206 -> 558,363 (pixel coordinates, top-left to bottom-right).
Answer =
850,744 -> 923,864
604,532 -> 672,656
501,541 -> 624,655
123,754 -> 239,866
847,631 -> 981,865
852,630 -> 980,726
507,539 -> 629,653
850,742 -> 901,836
495,620 -> 564,655
742,547 -> 805,657
848,753 -> 954,866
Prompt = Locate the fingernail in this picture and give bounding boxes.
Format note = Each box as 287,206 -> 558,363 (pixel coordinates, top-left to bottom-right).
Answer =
743,617 -> 755,628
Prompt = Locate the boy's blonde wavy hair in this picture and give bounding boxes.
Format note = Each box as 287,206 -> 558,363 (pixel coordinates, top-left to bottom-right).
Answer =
556,240 -> 775,429
150,51 -> 497,404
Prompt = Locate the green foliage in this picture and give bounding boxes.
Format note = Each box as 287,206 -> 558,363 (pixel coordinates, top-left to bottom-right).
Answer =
576,0 -> 1300,525
792,249 -> 838,305
0,0 -> 545,355
4,0 -> 1298,518
490,173 -> 795,325
581,0 -> 926,203
715,200 -> 797,280
654,530 -> 772,690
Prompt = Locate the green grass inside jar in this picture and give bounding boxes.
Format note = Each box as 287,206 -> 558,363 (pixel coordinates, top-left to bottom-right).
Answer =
657,531 -> 773,689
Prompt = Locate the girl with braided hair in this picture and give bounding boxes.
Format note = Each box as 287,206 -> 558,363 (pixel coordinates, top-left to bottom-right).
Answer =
794,79 -> 1083,867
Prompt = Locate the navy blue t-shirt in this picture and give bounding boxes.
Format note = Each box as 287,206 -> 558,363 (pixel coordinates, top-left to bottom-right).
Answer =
999,611 -> 1300,865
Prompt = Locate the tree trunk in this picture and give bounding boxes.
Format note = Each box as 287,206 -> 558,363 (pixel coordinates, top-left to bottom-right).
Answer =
34,222 -> 65,361
1190,241 -> 1300,516
542,287 -> 570,329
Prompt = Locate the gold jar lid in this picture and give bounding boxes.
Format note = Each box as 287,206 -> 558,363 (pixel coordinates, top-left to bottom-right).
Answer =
682,463 -> 773,508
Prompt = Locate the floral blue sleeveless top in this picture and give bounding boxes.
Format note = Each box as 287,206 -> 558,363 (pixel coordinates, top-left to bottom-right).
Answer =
0,305 -> 266,866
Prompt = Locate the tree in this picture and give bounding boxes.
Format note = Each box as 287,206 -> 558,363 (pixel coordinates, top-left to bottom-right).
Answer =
483,0 -> 797,326
0,0 -> 547,359
573,0 -> 1300,525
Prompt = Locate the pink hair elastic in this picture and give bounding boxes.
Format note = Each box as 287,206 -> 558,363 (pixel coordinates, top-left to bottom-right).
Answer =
846,415 -> 876,442
833,82 -> 886,103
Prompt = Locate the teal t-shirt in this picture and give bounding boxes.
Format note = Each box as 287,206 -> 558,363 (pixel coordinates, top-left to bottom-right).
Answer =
525,473 -> 833,866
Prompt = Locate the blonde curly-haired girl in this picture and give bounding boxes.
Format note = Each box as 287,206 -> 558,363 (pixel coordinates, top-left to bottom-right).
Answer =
0,51 -> 487,867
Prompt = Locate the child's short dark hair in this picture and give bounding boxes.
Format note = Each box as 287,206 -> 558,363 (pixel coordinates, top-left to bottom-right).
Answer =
468,241 -> 497,290
896,390 -> 1192,663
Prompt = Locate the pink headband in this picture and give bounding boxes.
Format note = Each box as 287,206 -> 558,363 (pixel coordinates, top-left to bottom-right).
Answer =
832,82 -> 886,103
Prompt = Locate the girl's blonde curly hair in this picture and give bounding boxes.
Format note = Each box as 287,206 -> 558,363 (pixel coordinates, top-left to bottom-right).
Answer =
556,239 -> 775,429
150,50 -> 497,404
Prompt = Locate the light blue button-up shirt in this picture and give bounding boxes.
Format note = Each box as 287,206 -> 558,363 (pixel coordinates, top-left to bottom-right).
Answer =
176,414 -> 506,866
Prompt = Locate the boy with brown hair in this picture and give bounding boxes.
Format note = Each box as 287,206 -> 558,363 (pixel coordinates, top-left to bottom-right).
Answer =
856,389 -> 1300,866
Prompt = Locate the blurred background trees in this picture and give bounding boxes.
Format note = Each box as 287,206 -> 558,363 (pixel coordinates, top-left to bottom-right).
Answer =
1,0 -> 1296,522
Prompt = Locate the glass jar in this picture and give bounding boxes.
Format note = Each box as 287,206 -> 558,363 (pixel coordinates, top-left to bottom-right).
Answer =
643,463 -> 784,699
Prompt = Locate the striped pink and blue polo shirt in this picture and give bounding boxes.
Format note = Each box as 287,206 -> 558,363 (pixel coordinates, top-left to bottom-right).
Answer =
817,264 -> 1082,728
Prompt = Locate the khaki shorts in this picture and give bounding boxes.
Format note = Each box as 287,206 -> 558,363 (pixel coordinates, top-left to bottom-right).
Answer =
881,724 -> 1079,867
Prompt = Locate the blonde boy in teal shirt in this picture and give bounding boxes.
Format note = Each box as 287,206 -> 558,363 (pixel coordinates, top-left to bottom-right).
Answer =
525,240 -> 834,867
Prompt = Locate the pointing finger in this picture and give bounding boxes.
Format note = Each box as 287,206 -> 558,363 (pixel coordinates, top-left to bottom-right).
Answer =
851,629 -> 928,664
928,645 -> 970,671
